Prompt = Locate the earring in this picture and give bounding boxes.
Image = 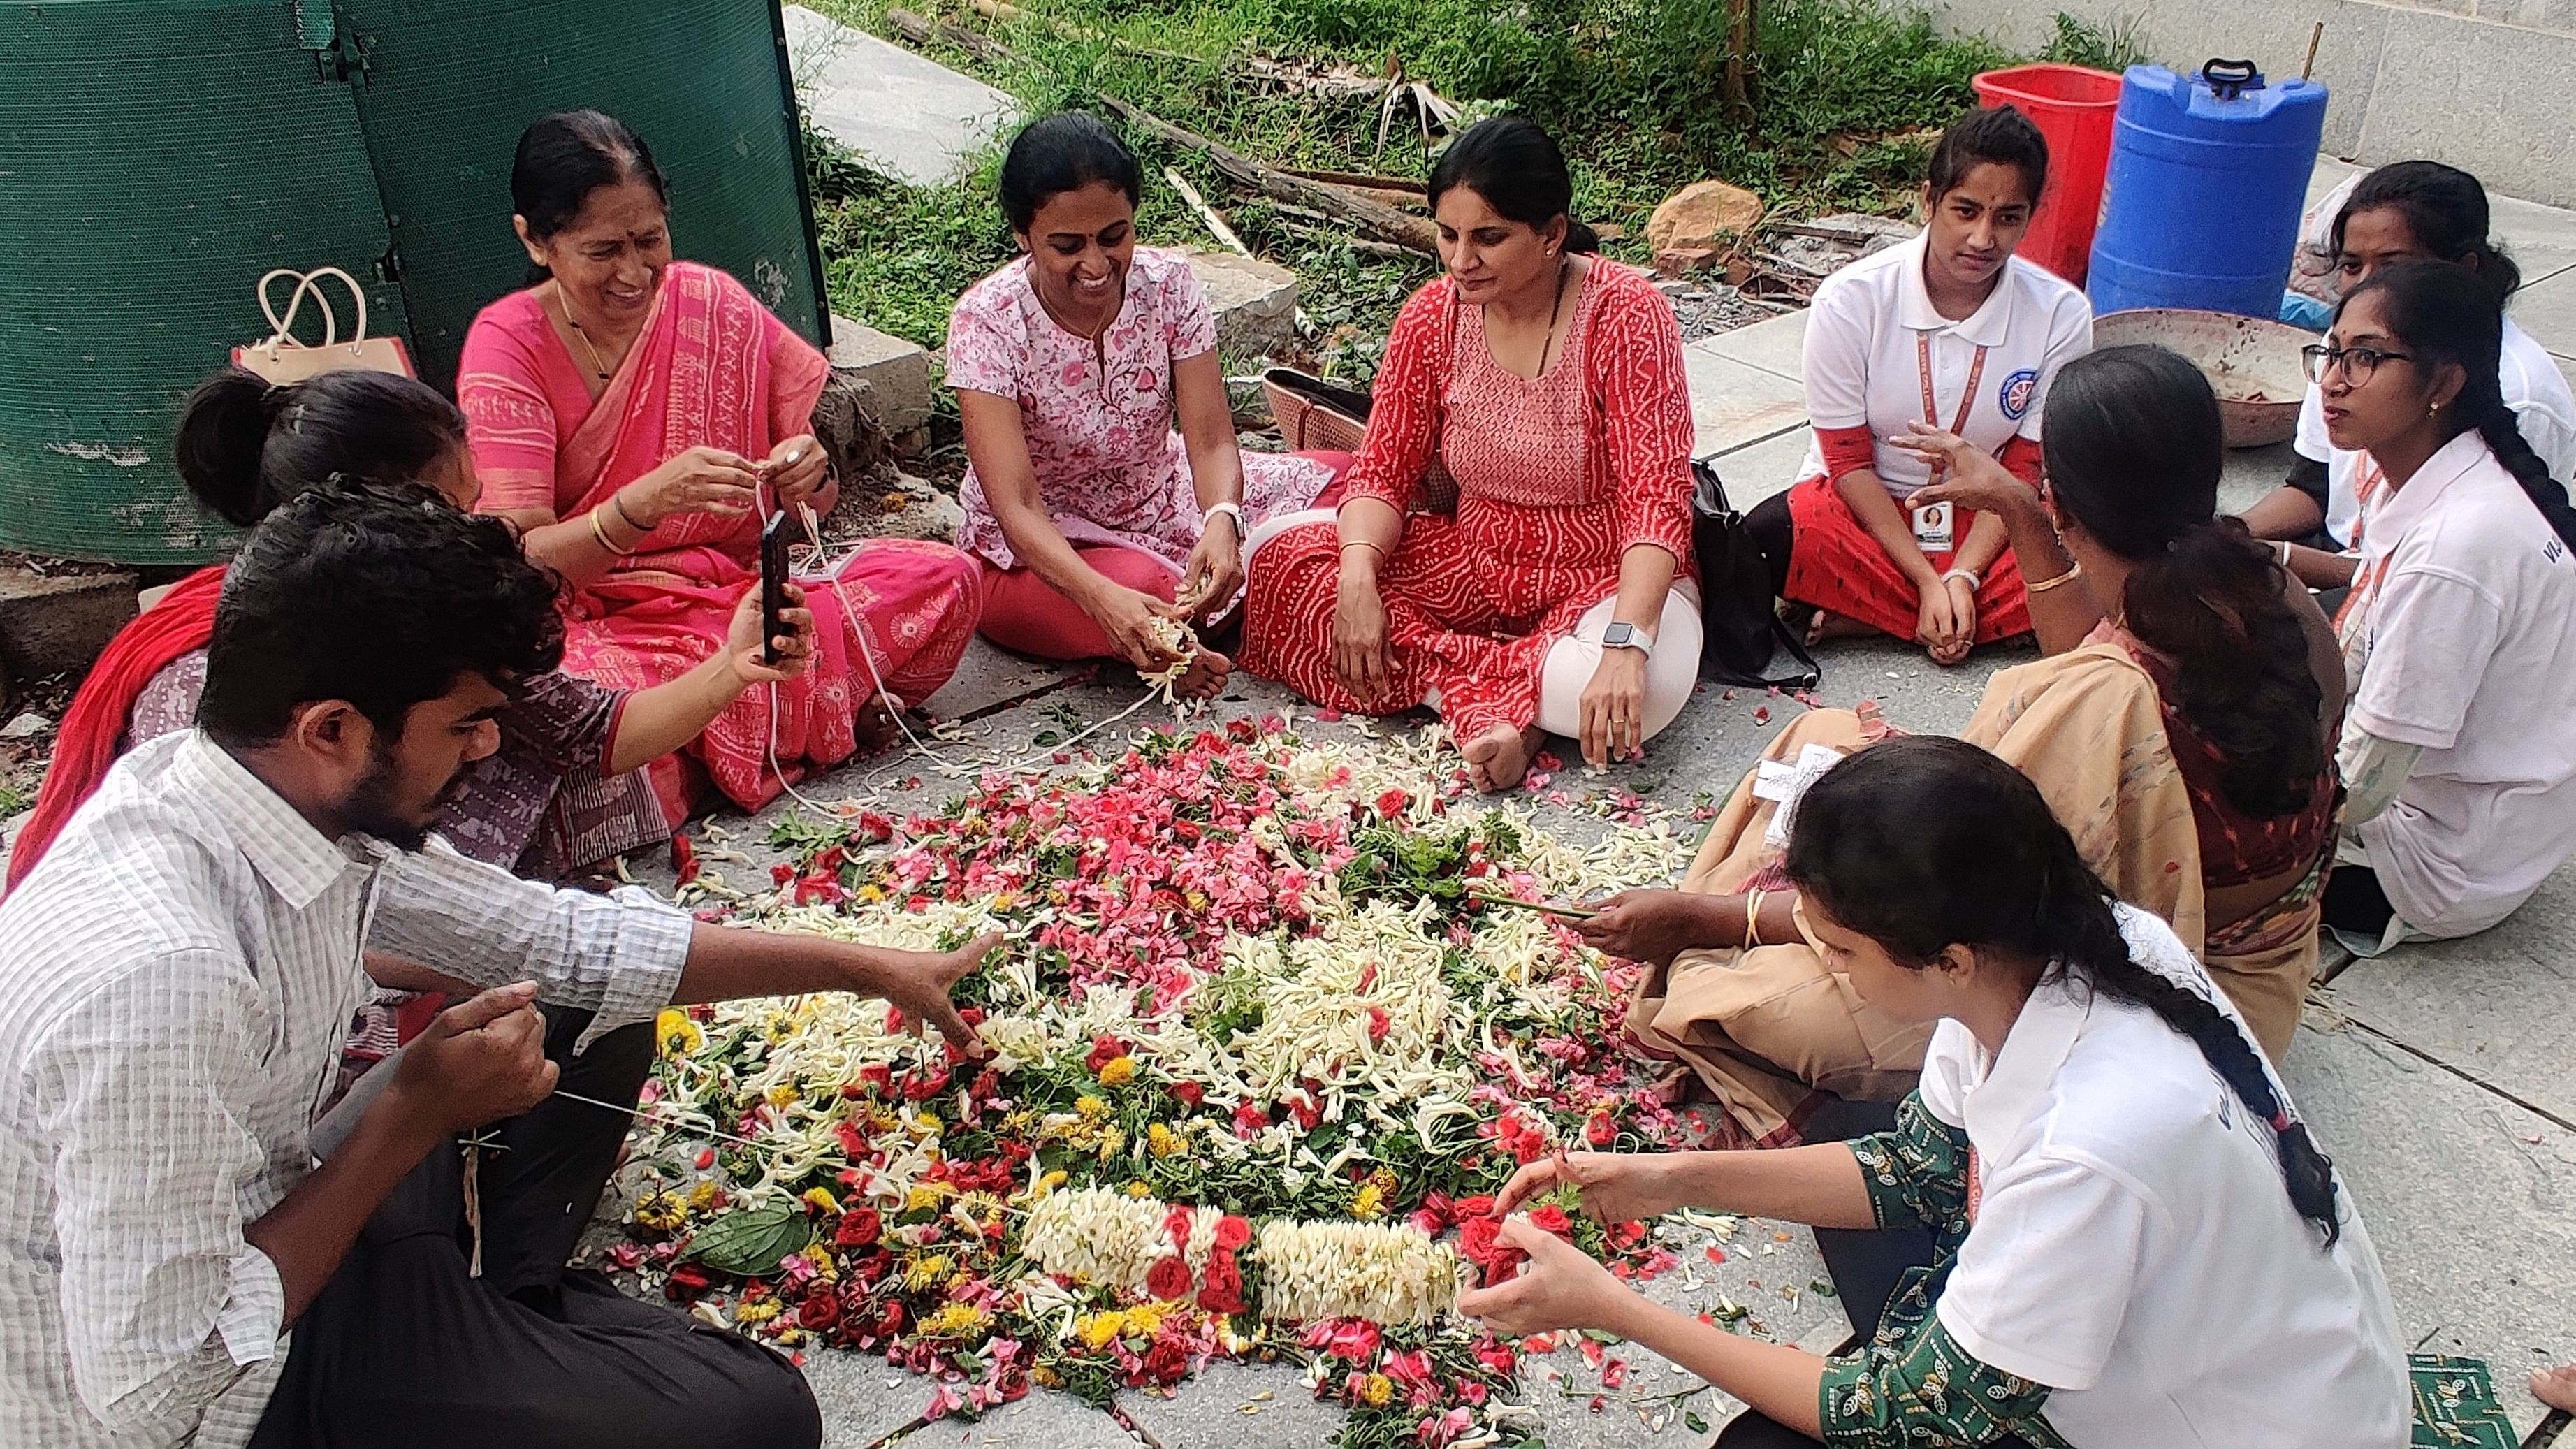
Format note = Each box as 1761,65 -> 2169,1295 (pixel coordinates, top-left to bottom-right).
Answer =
2429,400 -> 2441,417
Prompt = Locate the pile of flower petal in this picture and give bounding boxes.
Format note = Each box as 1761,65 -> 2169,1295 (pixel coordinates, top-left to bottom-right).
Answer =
615,720 -> 1708,1448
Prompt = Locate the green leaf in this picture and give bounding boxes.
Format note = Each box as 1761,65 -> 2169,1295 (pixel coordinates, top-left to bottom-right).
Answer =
1684,1412 -> 1710,1434
681,1202 -> 815,1276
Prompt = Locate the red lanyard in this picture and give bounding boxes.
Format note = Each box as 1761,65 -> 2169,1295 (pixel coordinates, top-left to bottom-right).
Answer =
1917,333 -> 1990,479
2335,458 -> 2395,634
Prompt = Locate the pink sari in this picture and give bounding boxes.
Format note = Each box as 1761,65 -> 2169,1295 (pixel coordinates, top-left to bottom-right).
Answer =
459,261 -> 978,817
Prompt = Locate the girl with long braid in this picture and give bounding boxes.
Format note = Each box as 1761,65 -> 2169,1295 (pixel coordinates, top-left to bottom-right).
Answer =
2314,260 -> 2576,949
1458,736 -> 2408,1448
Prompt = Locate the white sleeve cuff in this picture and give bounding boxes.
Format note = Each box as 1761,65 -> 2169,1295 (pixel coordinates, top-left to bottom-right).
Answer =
576,887 -> 694,1052
215,1244 -> 286,1367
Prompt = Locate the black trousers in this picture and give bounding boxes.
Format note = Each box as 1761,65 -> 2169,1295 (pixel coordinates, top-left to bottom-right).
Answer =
2321,863 -> 2399,940
1712,1099 -> 2032,1449
249,1010 -> 821,1449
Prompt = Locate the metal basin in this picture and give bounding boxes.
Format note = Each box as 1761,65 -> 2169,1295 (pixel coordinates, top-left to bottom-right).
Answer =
2093,308 -> 2311,448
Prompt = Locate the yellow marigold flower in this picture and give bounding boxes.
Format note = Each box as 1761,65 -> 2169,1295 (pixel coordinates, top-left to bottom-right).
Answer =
1124,1302 -> 1167,1337
910,1111 -> 942,1137
1124,1180 -> 1151,1198
919,1302 -> 994,1338
1032,1365 -> 1064,1390
1369,1166 -> 1399,1195
905,1182 -> 954,1214
1184,889 -> 1207,910
855,883 -> 888,904
1075,1095 -> 1110,1121
654,1010 -> 703,1057
803,1243 -> 838,1279
868,1105 -> 903,1133
801,1186 -> 840,1214
1361,1374 -> 1395,1408
1351,1182 -> 1386,1220
774,1327 -> 803,1347
766,1084 -> 805,1111
1075,1311 -> 1126,1350
1096,1056 -> 1137,1087
687,1181 -> 722,1213
634,1190 -> 687,1232
902,1253 -> 954,1292
1041,1170 -> 1069,1193
1146,1123 -> 1182,1158
735,1298 -> 783,1325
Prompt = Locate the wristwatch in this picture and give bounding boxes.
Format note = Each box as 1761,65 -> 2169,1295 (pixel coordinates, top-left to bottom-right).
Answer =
1601,622 -> 1653,660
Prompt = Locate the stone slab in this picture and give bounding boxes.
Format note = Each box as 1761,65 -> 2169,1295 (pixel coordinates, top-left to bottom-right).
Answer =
2283,1017 -> 2576,1433
2315,859 -> 2576,1126
1116,1360 -> 1343,1447
0,566 -> 136,684
829,316 -> 937,441
785,5 -> 1017,189
2511,267 -> 2576,366
2220,439 -> 2297,518
2353,4 -> 2576,212
881,1392 -> 1139,1447
917,636 -> 1090,723
809,1351 -> 936,1448
2489,189 -> 2576,291
1694,310 -> 1807,384
1704,425 -> 1814,507
1181,250 -> 1299,361
1682,346 -> 1810,460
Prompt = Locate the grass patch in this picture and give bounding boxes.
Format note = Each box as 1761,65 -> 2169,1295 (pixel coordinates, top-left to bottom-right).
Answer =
806,0 -> 2116,377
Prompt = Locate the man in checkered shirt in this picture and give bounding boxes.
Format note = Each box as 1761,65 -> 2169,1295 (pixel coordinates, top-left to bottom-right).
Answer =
0,483 -> 994,1448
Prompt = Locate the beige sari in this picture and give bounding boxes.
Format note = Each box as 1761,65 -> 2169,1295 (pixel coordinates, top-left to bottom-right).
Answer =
1627,643 -> 2210,1146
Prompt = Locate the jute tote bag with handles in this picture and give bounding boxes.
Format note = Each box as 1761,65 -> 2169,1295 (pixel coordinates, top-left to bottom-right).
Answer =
232,265 -> 415,384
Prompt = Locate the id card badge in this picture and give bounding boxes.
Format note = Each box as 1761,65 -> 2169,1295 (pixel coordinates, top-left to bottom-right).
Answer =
1911,500 -> 1954,553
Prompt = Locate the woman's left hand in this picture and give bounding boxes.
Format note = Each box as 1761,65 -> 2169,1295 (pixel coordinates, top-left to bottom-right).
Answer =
1578,645 -> 1650,769
723,581 -> 819,685
764,434 -> 834,516
1177,518 -> 1245,623
1889,423 -> 2030,520
1455,1217 -> 1635,1337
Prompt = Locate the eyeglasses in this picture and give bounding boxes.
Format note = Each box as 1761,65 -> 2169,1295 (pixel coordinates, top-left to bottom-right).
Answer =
2301,344 -> 2414,386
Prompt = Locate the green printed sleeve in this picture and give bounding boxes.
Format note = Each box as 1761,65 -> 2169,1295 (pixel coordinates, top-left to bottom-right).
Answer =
1841,1091 -> 1972,1239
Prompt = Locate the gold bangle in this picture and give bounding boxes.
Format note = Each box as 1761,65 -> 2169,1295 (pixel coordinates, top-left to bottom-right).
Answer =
590,506 -> 639,557
1742,889 -> 1766,952
2024,562 -> 2084,596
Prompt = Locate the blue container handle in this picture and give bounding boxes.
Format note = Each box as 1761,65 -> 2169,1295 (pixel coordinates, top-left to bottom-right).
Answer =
2199,57 -> 2264,99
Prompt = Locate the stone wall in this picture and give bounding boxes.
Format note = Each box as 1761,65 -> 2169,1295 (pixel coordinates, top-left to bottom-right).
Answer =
1924,0 -> 2576,206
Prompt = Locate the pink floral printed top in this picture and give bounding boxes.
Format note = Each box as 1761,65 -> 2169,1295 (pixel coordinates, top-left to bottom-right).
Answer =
946,247 -> 1332,574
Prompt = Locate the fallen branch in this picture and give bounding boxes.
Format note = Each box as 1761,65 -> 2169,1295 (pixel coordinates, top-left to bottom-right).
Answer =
1284,168 -> 1427,196
1164,166 -> 1252,257
1096,94 -> 1439,255
883,8 -> 1012,63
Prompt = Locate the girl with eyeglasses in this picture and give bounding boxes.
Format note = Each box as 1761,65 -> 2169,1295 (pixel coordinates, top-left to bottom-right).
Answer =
2240,162 -> 2576,587
2315,259 -> 2576,949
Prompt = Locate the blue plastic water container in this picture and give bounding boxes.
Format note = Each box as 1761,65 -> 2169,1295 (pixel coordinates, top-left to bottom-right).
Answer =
2086,60 -> 2329,319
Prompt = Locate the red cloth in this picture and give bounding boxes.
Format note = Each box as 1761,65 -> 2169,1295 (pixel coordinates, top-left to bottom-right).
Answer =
459,263 -> 980,815
1816,423 -> 1877,481
7,566 -> 226,891
2000,434 -> 2044,485
1779,474 -> 2032,643
1242,265 -> 1695,739
976,453 -> 1352,662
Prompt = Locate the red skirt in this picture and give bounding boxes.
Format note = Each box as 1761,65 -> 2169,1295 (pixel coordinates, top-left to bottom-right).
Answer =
1780,474 -> 2032,643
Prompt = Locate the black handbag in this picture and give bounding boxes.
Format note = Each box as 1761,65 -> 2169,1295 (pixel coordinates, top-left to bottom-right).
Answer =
1692,458 -> 1821,688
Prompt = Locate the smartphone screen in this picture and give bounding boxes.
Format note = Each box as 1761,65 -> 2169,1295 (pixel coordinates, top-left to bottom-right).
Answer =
759,511 -> 792,666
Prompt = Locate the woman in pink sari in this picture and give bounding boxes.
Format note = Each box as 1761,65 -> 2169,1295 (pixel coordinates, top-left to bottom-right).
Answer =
458,110 -> 978,818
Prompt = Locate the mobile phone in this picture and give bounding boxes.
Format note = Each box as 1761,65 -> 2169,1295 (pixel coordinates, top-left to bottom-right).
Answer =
759,510 -> 793,667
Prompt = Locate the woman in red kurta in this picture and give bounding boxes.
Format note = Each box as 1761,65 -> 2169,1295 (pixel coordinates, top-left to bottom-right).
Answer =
1240,118 -> 1698,792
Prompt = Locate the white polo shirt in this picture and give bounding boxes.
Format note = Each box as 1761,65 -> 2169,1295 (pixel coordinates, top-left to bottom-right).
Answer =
1919,905 -> 2410,1448
1798,232 -> 2093,497
2338,430 -> 2576,935
2301,316 -> 2576,546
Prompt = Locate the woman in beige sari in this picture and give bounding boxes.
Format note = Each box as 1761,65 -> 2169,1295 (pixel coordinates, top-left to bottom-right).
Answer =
1603,347 -> 2343,1146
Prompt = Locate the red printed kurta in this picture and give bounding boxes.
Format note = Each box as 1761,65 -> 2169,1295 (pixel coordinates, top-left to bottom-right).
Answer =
1240,261 -> 1694,739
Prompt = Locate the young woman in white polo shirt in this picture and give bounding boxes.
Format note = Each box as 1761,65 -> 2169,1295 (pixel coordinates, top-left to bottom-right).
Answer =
1742,107 -> 2092,665
2242,161 -> 2576,585
2312,260 -> 2576,949
1458,736 -> 2410,1448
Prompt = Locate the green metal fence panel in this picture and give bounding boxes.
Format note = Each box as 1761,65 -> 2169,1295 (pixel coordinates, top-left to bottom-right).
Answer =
0,0 -> 407,563
337,0 -> 829,391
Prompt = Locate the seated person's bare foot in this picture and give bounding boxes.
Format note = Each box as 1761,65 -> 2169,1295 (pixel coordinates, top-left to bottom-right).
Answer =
1175,646 -> 1231,701
855,692 -> 907,753
2534,1363 -> 2576,1415
1462,722 -> 1544,793
1805,609 -> 1873,646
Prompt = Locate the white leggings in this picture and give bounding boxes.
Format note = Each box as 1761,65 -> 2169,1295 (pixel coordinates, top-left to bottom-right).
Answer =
1531,585 -> 1703,741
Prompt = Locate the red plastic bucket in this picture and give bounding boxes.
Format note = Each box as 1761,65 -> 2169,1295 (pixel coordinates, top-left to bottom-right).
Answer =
1971,64 -> 2123,286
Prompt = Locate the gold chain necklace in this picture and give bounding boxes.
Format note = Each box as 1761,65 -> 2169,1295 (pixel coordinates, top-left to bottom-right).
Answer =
558,287 -> 618,381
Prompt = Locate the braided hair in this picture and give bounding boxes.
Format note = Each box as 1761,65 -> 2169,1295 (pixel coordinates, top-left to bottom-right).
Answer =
2042,345 -> 2326,820
1783,736 -> 2342,1245
2339,260 -> 2576,550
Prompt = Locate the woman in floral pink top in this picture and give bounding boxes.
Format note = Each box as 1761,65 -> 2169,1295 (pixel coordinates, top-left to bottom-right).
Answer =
950,113 -> 1346,696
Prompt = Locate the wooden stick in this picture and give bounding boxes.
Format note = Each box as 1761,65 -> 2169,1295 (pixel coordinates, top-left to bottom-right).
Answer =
1466,890 -> 1597,922
2301,21 -> 2324,81
1097,93 -> 1441,255
1164,166 -> 1253,257
1284,166 -> 1428,196
884,8 -> 1012,63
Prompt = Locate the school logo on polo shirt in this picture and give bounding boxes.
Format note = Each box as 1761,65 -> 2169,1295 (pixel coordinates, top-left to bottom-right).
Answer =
1998,367 -> 2040,421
